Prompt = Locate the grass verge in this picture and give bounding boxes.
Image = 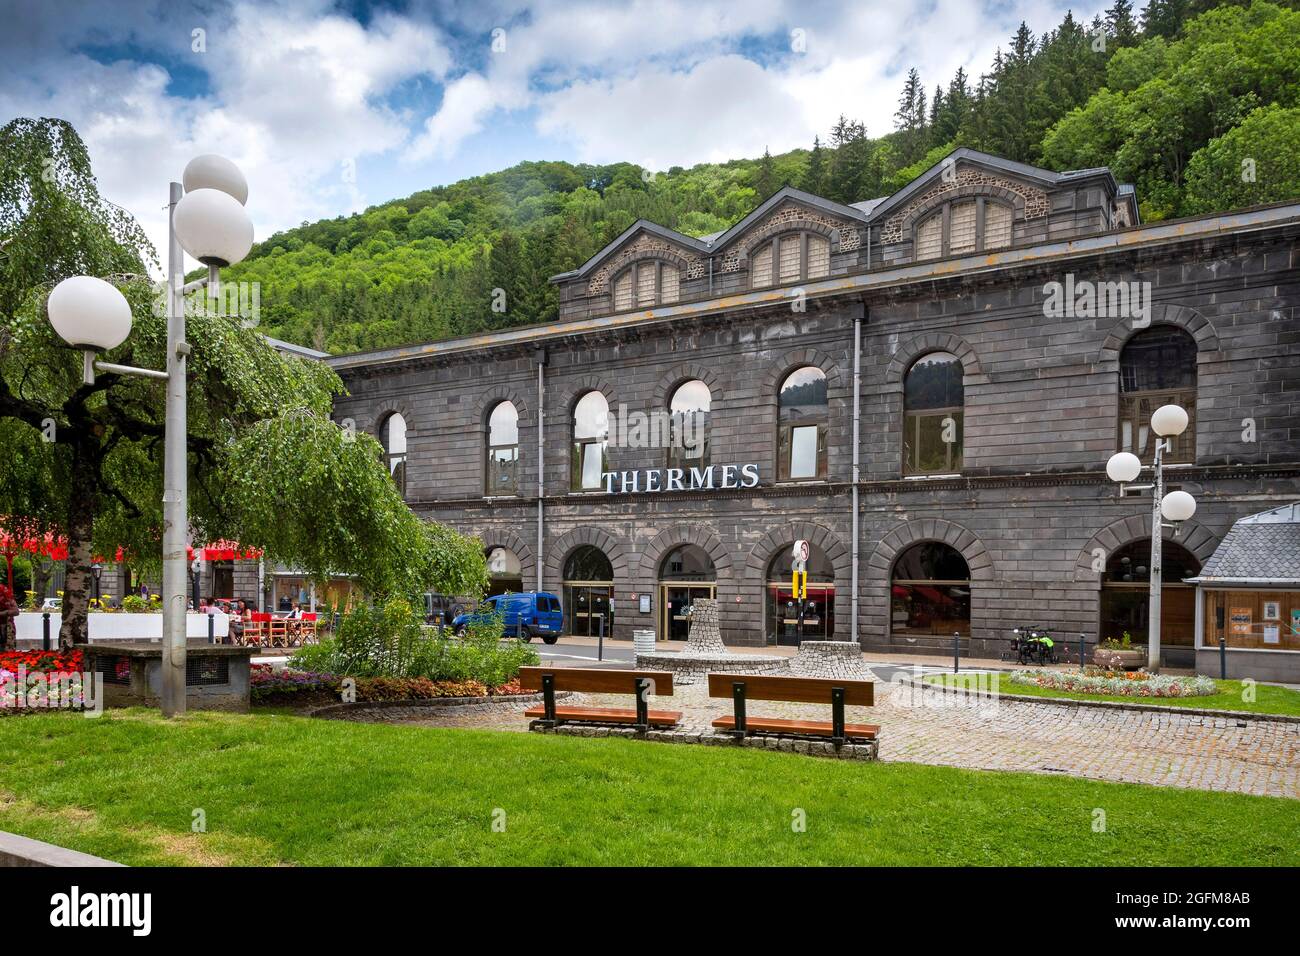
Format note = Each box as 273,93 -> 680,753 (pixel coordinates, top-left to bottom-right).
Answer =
0,709 -> 1295,866
924,673 -> 1300,717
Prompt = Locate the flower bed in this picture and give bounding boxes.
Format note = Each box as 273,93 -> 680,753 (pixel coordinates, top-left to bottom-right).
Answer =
1,649 -> 89,713
1009,667 -> 1216,698
250,664 -> 530,708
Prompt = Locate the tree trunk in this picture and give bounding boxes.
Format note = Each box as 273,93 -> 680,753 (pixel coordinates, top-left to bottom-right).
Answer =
32,560 -> 52,606
57,438 -> 98,651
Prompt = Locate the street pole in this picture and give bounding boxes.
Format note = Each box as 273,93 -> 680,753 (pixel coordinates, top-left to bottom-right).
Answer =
161,181 -> 189,717
1147,440 -> 1164,674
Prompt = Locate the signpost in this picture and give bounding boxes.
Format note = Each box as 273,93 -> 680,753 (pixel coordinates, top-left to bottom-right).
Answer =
792,540 -> 809,644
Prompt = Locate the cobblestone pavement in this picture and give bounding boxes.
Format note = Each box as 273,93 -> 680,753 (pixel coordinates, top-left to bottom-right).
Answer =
385,680 -> 1300,799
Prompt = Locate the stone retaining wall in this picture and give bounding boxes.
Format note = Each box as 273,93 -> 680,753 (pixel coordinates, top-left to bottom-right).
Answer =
530,721 -> 878,760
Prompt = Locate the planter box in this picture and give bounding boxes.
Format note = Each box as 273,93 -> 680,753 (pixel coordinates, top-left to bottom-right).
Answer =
79,642 -> 254,712
1092,647 -> 1146,670
15,611 -> 229,644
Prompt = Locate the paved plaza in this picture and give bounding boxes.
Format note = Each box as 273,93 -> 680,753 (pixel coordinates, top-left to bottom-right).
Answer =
364,669 -> 1300,800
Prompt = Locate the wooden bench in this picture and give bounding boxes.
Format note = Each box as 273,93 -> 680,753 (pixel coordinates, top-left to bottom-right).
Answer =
707,673 -> 878,747
519,667 -> 681,732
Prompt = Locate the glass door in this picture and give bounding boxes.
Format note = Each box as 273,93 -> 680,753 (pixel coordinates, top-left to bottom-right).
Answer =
565,584 -> 613,637
768,583 -> 835,645
659,584 -> 715,641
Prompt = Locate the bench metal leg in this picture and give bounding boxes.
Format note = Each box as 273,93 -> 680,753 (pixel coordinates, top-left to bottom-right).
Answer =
731,681 -> 747,738
831,687 -> 846,749
634,677 -> 650,733
541,673 -> 558,728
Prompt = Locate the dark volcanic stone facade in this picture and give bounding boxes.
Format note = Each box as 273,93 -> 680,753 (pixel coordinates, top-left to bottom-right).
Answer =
328,150 -> 1300,660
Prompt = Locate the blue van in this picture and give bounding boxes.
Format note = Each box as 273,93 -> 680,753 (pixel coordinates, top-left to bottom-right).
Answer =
452,591 -> 564,644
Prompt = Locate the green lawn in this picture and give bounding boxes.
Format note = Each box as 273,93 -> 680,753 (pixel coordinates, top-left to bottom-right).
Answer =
925,672 -> 1300,717
0,710 -> 1294,866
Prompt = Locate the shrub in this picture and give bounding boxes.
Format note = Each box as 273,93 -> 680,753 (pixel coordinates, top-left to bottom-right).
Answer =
120,595 -> 148,613
288,598 -> 538,687
249,663 -> 494,705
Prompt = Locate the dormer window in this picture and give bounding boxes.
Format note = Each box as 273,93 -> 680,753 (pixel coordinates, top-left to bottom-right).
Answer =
613,261 -> 680,311
913,199 -> 1013,261
751,232 -> 830,289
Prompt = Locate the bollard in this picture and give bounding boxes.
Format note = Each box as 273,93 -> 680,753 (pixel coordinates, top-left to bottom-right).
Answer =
208,612 -> 215,645
43,611 -> 51,651
1078,633 -> 1086,672
597,614 -> 605,662
953,631 -> 960,673
1219,635 -> 1227,679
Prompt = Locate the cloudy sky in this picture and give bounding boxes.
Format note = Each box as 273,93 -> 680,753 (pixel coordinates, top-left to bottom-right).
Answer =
0,0 -> 1109,262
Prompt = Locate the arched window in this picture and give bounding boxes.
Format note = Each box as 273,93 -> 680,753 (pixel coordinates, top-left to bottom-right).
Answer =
485,546 -> 523,596
778,367 -> 827,481
751,232 -> 830,288
1101,540 -> 1201,649
571,391 -> 609,491
379,412 -> 407,495
904,352 -> 964,475
613,261 -> 681,310
485,401 -> 519,496
891,542 -> 970,639
667,380 -> 711,470
766,541 -> 835,643
913,199 -> 1014,261
1119,327 -> 1197,464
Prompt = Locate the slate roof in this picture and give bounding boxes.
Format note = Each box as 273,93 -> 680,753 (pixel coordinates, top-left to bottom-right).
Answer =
1192,503 -> 1300,584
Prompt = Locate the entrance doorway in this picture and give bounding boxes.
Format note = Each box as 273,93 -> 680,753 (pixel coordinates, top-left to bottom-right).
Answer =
657,544 -> 717,641
1101,540 -> 1200,650
659,584 -> 716,640
765,542 -> 835,645
563,545 -> 614,637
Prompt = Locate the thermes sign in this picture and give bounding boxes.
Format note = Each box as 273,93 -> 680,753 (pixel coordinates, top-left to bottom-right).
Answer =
601,464 -> 760,493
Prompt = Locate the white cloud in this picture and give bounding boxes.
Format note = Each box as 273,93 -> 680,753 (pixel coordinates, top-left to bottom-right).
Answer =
0,0 -> 452,272
536,54 -> 814,169
0,0 -> 1115,262
408,72 -> 519,162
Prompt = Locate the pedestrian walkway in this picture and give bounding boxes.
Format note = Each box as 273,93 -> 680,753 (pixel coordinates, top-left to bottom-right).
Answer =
382,676 -> 1300,799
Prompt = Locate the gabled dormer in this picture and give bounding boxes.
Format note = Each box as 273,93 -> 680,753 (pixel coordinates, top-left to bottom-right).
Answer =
548,150 -> 1140,321
704,186 -> 871,291
867,148 -> 1138,267
550,220 -> 710,321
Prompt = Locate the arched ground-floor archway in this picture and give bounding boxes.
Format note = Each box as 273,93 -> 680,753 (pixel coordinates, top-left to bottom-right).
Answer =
1100,539 -> 1202,657
562,544 -> 615,637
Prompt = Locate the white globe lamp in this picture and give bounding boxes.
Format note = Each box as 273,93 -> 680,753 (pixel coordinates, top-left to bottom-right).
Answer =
173,188 -> 254,267
182,154 -> 248,205
1161,490 -> 1197,523
1105,451 -> 1141,484
47,276 -> 133,351
1151,404 -> 1189,438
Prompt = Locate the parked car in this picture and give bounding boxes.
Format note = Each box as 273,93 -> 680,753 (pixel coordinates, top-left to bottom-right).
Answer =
452,591 -> 563,644
423,592 -> 456,627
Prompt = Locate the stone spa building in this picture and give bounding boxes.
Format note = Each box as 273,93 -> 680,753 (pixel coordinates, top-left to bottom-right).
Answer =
317,148 -> 1300,676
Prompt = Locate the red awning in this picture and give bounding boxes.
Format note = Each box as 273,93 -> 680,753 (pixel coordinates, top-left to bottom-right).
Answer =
197,540 -> 262,561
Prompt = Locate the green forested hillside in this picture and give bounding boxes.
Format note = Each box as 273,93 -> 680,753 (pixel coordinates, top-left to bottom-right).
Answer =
223,0 -> 1300,355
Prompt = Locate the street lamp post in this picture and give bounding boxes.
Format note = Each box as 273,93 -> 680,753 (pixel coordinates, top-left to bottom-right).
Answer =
1106,404 -> 1196,673
190,556 -> 203,612
90,561 -> 102,607
47,155 -> 253,717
